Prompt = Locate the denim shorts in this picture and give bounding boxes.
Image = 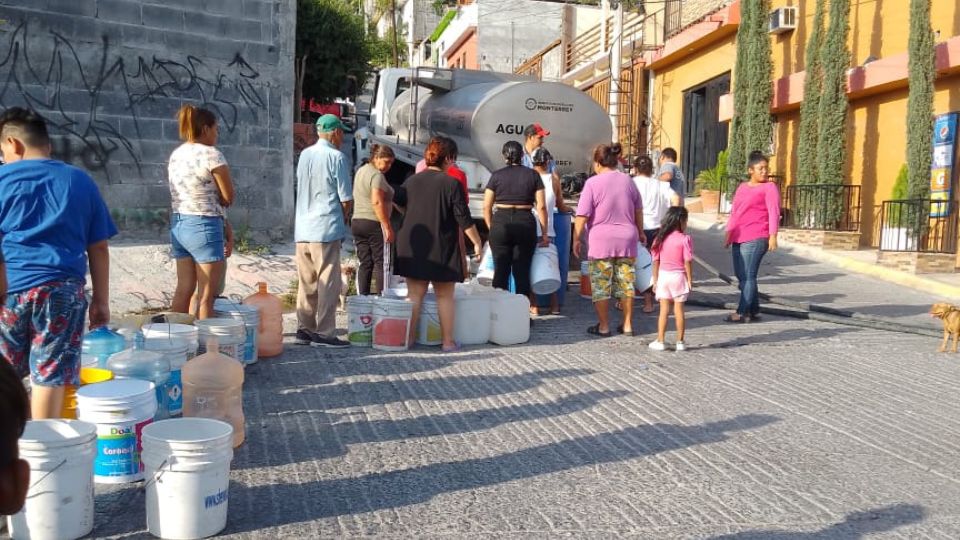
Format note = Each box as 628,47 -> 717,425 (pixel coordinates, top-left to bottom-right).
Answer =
170,213 -> 225,264
0,279 -> 87,386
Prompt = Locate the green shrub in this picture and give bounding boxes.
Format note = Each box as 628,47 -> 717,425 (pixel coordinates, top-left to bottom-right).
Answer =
695,150 -> 728,192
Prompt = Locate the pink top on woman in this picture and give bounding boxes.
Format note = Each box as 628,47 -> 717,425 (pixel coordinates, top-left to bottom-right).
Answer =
576,171 -> 642,260
651,231 -> 693,272
725,181 -> 781,244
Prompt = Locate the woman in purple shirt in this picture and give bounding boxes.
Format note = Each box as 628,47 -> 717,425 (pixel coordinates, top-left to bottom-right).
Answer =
723,151 -> 780,323
573,143 -> 646,337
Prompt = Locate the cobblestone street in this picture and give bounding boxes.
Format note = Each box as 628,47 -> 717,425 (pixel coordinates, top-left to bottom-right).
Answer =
91,274 -> 960,538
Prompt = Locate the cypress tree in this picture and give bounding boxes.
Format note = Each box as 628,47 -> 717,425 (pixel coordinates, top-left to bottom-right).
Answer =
814,0 -> 850,186
727,0 -> 773,195
796,0 -> 827,185
726,0 -> 754,193
905,0 -> 935,200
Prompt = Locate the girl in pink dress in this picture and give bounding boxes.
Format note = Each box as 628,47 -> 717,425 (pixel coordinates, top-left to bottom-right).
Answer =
649,207 -> 693,351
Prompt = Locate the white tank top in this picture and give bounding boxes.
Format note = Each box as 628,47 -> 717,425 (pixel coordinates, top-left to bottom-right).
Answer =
535,172 -> 556,237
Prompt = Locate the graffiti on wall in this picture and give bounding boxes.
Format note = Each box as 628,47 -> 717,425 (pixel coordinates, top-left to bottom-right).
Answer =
0,21 -> 267,180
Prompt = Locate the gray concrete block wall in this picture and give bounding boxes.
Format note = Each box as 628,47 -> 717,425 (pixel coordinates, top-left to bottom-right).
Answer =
477,0 -> 563,75
0,0 -> 295,239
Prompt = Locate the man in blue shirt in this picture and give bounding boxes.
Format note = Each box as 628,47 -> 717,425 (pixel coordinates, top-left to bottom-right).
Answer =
521,123 -> 556,174
658,147 -> 686,205
294,114 -> 353,348
0,107 -> 118,419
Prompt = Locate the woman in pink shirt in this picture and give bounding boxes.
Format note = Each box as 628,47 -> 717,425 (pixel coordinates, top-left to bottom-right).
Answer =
573,143 -> 646,337
723,152 -> 780,322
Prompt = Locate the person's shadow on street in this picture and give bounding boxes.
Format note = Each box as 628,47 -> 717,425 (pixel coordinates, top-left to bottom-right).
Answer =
708,503 -> 925,539
224,413 -> 781,533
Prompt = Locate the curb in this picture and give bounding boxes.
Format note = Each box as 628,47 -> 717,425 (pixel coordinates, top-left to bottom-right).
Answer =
685,213 -> 960,302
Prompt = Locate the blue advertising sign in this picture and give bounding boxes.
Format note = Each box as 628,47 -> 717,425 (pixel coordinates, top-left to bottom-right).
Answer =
930,112 -> 958,217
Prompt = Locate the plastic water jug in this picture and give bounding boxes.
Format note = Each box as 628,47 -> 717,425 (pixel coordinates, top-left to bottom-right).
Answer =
489,292 -> 531,345
82,327 -> 127,368
106,338 -> 172,420
242,282 -> 284,358
182,337 -> 245,448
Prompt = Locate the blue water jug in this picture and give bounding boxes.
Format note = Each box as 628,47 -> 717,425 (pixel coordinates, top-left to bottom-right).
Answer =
106,336 -> 172,420
82,327 -> 127,368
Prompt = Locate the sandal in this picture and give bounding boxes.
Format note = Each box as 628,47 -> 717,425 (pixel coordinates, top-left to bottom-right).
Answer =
441,342 -> 462,353
747,314 -> 762,322
587,324 -> 612,337
616,325 -> 635,336
724,314 -> 746,323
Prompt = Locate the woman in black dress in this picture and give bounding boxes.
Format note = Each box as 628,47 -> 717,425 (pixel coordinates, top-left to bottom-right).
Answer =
394,137 -> 483,352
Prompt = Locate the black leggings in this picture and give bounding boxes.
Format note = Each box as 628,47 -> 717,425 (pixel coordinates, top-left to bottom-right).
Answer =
351,218 -> 385,295
489,209 -> 537,296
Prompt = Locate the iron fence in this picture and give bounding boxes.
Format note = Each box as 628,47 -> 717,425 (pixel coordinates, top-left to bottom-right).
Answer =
780,184 -> 861,232
877,199 -> 958,253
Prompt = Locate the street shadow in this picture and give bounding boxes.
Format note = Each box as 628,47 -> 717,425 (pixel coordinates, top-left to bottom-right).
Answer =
700,327 -> 861,349
252,350 -> 497,386
234,389 -> 630,470
709,503 -> 925,539
223,413 -> 780,533
266,368 -> 595,410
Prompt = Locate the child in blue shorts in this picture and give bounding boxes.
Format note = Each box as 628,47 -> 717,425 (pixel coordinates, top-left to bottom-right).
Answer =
0,107 -> 118,419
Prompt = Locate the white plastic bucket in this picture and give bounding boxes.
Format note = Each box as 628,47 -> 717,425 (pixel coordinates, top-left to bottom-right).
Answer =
142,418 -> 234,540
143,336 -> 190,417
346,295 -> 376,347
530,244 -> 561,295
76,379 -> 157,484
416,295 -> 442,346
214,300 -> 261,365
194,318 -> 245,362
454,294 -> 492,345
6,420 -> 97,540
635,242 -> 654,292
142,323 -> 199,359
372,298 -> 414,351
477,244 -> 495,286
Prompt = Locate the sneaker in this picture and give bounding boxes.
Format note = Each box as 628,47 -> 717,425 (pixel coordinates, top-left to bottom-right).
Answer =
311,334 -> 350,349
648,340 -> 666,351
295,329 -> 317,345
675,341 -> 686,351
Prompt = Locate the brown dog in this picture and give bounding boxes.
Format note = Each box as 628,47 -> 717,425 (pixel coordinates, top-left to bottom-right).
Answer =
931,303 -> 960,353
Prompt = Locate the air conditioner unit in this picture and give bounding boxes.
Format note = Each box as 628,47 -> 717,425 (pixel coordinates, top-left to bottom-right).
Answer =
769,7 -> 797,34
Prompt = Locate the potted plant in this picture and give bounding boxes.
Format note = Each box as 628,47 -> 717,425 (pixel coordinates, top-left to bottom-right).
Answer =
695,150 -> 727,213
880,164 -> 917,251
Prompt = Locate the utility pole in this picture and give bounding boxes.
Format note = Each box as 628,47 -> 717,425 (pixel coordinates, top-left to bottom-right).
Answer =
609,0 -> 623,142
391,0 -> 400,67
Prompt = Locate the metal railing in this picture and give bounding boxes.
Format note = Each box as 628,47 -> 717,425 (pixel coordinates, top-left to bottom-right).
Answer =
564,12 -> 647,73
878,199 -> 958,253
664,0 -> 683,41
515,39 -> 560,79
781,184 -> 861,232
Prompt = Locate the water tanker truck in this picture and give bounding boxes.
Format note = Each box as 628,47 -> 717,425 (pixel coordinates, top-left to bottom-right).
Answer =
360,67 -> 612,216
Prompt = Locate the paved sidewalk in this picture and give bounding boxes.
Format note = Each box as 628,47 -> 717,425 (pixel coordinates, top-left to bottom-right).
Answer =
685,213 -> 951,330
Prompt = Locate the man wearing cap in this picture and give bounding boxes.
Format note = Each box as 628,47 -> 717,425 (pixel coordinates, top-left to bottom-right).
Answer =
521,123 -> 556,173
294,114 -> 353,348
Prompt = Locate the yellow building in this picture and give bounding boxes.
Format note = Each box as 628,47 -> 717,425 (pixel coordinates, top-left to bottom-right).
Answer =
647,0 -> 960,269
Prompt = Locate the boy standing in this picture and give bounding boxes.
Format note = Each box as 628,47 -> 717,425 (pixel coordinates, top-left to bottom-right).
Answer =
0,107 -> 117,419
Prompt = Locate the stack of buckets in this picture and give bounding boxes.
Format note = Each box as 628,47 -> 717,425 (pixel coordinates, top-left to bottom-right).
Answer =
214,299 -> 261,365
9,284 -> 284,539
7,420 -> 98,540
346,295 -> 415,351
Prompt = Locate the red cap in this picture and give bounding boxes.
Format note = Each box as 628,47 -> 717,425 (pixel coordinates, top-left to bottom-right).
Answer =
524,123 -> 550,138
